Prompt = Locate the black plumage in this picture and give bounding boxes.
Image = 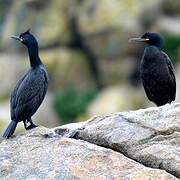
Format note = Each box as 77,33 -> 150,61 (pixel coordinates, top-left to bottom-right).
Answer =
129,32 -> 176,106
3,30 -> 48,138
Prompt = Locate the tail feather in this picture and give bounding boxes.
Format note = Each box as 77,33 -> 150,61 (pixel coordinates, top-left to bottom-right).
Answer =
3,121 -> 18,138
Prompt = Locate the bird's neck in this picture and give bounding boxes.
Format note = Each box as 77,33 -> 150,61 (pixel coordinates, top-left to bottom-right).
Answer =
154,45 -> 162,50
149,40 -> 163,50
27,45 -> 42,67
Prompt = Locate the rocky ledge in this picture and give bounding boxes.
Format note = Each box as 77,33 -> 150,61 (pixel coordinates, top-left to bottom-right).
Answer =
0,103 -> 180,179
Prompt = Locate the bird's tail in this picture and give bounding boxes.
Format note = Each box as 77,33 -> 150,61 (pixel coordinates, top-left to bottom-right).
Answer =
3,121 -> 18,138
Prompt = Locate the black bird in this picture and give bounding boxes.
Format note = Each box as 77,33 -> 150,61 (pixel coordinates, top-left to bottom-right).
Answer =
129,32 -> 176,106
3,30 -> 48,138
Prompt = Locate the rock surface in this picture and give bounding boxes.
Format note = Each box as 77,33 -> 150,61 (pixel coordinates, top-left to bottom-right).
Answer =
58,103 -> 180,178
87,85 -> 152,116
0,103 -> 180,179
0,127 -> 176,180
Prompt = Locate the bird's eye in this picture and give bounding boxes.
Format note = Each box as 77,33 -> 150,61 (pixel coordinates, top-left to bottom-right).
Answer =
20,37 -> 25,43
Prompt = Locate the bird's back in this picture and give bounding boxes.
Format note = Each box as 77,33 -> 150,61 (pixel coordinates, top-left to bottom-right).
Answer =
140,46 -> 176,106
11,65 -> 48,121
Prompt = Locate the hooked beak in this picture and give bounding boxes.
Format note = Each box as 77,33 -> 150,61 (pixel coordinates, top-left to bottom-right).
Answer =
11,35 -> 23,42
128,37 -> 149,43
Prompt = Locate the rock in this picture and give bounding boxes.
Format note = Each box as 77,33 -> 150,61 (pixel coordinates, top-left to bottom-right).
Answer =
0,48 -> 95,97
1,0 -> 163,58
79,0 -> 162,33
154,16 -> 180,35
87,85 -> 153,116
33,93 -> 60,128
0,53 -> 26,98
161,0 -> 180,15
40,48 -> 95,90
0,126 -> 176,179
2,0 -> 162,49
1,0 -> 72,48
74,103 -> 180,178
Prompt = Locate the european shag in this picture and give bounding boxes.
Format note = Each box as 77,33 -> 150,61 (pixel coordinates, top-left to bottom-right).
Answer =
3,30 -> 48,138
129,32 -> 176,106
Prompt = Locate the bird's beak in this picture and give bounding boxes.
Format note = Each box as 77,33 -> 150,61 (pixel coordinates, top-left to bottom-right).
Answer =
11,35 -> 23,42
128,37 -> 149,43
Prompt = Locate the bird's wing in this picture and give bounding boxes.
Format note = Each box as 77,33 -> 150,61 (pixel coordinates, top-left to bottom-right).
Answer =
10,73 -> 29,119
162,52 -> 176,77
11,69 -> 48,120
162,51 -> 176,100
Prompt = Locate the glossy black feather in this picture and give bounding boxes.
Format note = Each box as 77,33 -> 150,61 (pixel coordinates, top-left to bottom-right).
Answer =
3,31 -> 48,138
11,65 -> 48,121
141,46 -> 176,106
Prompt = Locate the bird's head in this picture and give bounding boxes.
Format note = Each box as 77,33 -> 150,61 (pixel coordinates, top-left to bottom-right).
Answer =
11,30 -> 38,48
129,32 -> 164,49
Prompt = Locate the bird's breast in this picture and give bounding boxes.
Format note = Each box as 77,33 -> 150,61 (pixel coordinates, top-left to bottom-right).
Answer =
140,46 -> 167,76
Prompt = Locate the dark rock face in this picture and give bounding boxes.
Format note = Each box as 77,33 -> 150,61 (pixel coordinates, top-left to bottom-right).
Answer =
0,103 -> 180,179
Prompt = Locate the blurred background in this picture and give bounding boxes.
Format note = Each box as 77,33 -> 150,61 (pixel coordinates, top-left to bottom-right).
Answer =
0,0 -> 180,134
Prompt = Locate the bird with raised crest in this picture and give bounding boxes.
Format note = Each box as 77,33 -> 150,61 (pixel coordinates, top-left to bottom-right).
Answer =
3,30 -> 48,138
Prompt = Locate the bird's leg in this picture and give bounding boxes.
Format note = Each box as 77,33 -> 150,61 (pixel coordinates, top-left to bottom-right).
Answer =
23,119 -> 28,130
25,118 -> 38,130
